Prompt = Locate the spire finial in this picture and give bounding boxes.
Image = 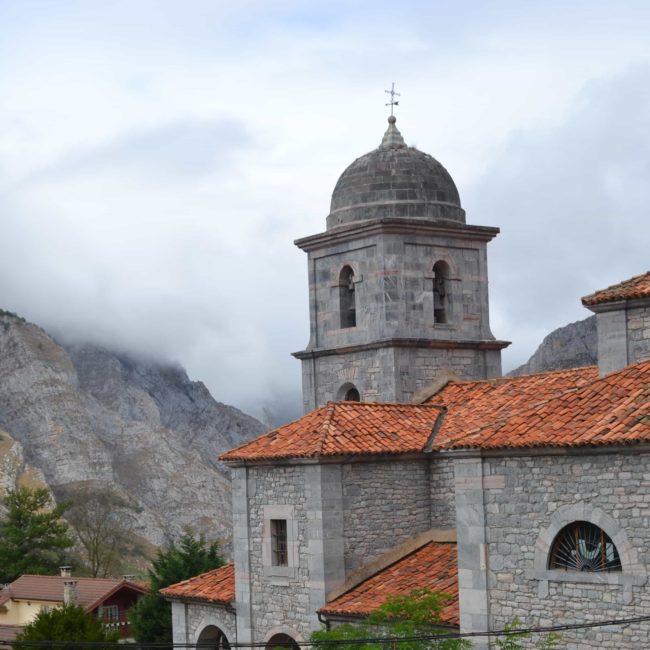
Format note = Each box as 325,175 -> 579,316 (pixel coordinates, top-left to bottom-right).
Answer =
384,82 -> 400,116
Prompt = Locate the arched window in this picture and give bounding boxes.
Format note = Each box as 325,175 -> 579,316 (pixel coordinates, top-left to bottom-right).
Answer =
345,387 -> 360,401
266,634 -> 299,650
337,383 -> 361,401
433,261 -> 450,324
339,266 -> 356,328
548,521 -> 622,572
197,625 -> 230,650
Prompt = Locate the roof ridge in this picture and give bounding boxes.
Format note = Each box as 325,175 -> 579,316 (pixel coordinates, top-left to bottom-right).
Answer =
316,402 -> 338,455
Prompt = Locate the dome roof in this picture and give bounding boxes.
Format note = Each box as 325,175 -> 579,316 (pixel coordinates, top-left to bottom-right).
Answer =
327,116 -> 465,230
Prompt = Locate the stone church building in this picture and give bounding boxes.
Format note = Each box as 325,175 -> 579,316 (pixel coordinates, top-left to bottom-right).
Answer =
163,116 -> 650,649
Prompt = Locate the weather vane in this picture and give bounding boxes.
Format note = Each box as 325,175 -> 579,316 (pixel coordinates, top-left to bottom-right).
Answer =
385,82 -> 400,116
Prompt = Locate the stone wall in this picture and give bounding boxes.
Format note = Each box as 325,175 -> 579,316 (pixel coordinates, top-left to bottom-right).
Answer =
626,305 -> 650,366
480,452 -> 650,649
187,602 -> 236,646
430,457 -> 456,529
233,463 -> 346,644
246,465 -> 311,640
341,459 -> 431,573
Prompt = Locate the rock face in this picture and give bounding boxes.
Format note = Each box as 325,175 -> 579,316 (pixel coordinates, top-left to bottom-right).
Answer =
0,310 -> 265,549
508,316 -> 597,376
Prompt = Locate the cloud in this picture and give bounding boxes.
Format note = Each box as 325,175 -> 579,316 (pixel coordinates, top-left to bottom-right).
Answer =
465,63 -> 650,369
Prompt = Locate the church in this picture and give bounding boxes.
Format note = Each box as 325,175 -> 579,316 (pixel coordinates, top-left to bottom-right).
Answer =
162,113 -> 650,650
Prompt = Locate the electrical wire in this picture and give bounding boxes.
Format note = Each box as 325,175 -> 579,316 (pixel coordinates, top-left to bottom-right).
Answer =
3,613 -> 650,648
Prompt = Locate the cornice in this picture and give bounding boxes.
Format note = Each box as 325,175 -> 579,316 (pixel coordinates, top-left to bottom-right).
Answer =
292,337 -> 510,359
294,218 -> 500,252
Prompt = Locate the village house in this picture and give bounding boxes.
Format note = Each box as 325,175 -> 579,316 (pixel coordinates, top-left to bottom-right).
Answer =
163,114 -> 650,650
0,567 -> 146,643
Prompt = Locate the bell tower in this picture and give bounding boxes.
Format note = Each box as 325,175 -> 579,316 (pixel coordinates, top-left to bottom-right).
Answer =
293,116 -> 509,412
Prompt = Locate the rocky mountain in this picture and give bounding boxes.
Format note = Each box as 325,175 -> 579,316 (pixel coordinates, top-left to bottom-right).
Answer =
508,315 -> 597,376
0,310 -> 265,553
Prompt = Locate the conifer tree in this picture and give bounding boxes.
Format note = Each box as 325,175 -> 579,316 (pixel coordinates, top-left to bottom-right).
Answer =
0,486 -> 74,582
130,531 -> 224,644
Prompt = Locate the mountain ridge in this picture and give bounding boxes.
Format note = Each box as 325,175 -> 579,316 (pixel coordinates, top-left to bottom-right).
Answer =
0,310 -> 265,552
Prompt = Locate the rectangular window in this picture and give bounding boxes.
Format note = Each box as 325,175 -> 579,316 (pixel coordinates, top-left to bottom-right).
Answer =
99,605 -> 119,622
271,519 -> 288,566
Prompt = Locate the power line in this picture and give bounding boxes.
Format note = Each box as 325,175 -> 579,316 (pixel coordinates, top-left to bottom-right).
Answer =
4,613 -> 650,648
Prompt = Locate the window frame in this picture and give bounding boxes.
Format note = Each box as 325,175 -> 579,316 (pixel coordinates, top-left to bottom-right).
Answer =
262,505 -> 297,581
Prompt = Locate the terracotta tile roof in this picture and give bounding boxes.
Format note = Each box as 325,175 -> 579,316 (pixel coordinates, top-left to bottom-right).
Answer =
0,575 -> 145,612
432,359 -> 650,450
320,542 -> 458,626
220,402 -> 445,462
430,366 -> 598,444
582,271 -> 650,306
160,564 -> 234,605
0,625 -> 22,648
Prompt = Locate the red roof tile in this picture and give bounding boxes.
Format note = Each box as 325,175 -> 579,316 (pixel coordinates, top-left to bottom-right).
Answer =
320,542 -> 458,626
0,625 -> 22,648
582,271 -> 650,305
0,575 -> 145,612
432,360 -> 650,451
160,564 -> 234,605
430,366 -> 597,445
220,402 -> 445,462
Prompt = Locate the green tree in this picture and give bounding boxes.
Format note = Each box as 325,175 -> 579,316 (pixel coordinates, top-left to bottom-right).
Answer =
311,588 -> 472,650
130,531 -> 225,644
16,604 -> 119,650
0,487 -> 74,582
494,619 -> 560,649
64,486 -> 135,578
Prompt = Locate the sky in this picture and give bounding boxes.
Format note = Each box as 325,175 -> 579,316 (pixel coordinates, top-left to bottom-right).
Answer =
2,0 -> 650,424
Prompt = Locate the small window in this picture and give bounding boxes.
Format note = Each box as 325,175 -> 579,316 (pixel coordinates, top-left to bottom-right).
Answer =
433,261 -> 450,324
344,387 -> 360,401
99,604 -> 119,622
339,266 -> 356,328
271,519 -> 288,566
548,521 -> 622,572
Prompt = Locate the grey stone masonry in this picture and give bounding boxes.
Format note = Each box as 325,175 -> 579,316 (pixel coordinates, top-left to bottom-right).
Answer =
170,601 -> 236,647
585,297 -> 650,375
294,220 -> 508,410
341,459 -> 432,573
231,463 -> 345,644
459,451 -> 650,649
228,454 -> 456,643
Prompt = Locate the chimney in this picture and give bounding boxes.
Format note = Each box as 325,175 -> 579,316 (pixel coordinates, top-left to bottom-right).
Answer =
63,580 -> 78,606
59,566 -> 72,577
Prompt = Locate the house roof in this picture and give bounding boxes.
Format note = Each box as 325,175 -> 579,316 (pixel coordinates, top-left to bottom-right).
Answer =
319,542 -> 459,626
0,625 -> 22,648
220,402 -> 445,462
0,575 -> 146,612
160,564 -> 235,605
429,365 -> 598,446
582,271 -> 650,306
432,359 -> 650,451
221,367 -> 598,462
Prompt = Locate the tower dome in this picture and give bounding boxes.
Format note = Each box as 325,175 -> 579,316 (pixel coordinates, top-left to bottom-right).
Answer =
326,116 -> 465,230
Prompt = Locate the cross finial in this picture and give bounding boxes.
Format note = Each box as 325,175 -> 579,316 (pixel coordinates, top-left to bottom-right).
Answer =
385,82 -> 400,116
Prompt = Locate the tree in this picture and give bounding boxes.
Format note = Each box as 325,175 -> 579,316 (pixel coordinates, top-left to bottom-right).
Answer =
130,531 -> 225,644
494,619 -> 560,649
16,604 -> 119,650
64,487 -> 135,578
311,588 -> 472,650
0,487 -> 74,583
